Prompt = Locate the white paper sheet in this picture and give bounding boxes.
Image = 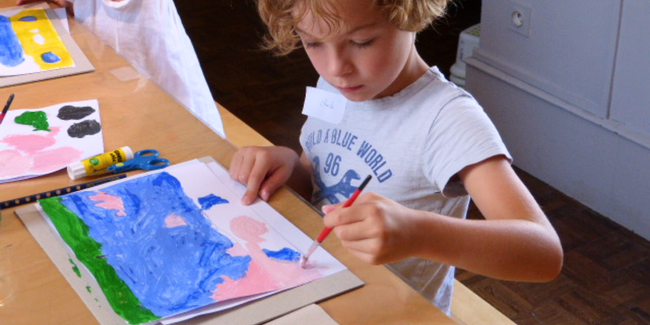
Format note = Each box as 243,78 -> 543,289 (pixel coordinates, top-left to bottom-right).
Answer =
36,160 -> 347,324
0,99 -> 104,183
0,7 -> 76,77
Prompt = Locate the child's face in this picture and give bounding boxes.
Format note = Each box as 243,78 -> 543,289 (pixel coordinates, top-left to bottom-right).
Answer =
295,0 -> 426,101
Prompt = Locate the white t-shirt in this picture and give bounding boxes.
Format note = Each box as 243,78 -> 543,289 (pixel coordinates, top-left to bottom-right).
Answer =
299,66 -> 511,314
70,0 -> 225,137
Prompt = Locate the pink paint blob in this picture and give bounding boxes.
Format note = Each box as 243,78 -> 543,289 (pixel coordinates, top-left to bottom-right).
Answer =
164,213 -> 187,228
227,242 -> 249,257
1,126 -> 60,153
30,146 -> 83,173
211,261 -> 281,301
230,215 -> 268,243
0,149 -> 33,177
89,191 -> 126,216
212,215 -> 324,301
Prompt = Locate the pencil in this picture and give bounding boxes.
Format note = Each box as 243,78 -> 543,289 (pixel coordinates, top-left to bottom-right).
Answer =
0,93 -> 15,125
0,173 -> 127,210
300,174 -> 372,268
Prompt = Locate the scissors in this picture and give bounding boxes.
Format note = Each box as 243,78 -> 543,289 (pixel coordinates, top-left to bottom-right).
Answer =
107,149 -> 170,173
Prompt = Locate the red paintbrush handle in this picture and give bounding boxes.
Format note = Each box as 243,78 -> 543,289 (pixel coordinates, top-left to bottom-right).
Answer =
317,227 -> 333,243
315,175 -> 372,243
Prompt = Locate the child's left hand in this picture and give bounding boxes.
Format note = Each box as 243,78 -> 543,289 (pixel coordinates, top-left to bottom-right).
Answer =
322,192 -> 417,265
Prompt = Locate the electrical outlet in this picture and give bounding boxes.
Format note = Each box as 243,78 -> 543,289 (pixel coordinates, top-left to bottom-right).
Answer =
507,1 -> 532,37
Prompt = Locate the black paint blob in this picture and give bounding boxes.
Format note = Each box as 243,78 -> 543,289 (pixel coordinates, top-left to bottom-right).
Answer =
67,120 -> 102,138
57,105 -> 96,120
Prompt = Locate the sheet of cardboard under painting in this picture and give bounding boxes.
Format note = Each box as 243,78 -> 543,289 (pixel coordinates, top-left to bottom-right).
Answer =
0,3 -> 94,87
15,157 -> 364,325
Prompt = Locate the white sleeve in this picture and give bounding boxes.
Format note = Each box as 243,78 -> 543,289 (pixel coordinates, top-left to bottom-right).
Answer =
424,95 -> 511,197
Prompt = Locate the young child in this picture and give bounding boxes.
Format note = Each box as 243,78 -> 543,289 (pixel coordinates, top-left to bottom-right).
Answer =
240,0 -> 564,315
17,0 -> 226,138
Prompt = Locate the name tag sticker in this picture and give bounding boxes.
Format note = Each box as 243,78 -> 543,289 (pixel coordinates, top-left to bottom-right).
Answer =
302,86 -> 347,124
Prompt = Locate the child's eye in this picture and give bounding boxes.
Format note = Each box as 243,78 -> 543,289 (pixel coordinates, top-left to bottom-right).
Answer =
304,41 -> 322,49
352,39 -> 375,49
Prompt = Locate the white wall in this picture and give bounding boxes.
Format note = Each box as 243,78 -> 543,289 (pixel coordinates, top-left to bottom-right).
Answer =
466,0 -> 650,240
610,0 -> 650,135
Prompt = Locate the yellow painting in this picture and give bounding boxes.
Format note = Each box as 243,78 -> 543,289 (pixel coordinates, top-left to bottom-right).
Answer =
0,8 -> 75,76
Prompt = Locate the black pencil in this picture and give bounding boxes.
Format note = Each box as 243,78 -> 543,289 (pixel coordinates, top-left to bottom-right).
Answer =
0,173 -> 127,210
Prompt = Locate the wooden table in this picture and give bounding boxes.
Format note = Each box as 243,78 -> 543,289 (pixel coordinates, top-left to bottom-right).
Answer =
0,2 -> 455,324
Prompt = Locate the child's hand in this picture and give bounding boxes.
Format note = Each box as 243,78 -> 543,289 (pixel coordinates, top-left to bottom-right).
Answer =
322,192 -> 417,265
229,146 -> 302,205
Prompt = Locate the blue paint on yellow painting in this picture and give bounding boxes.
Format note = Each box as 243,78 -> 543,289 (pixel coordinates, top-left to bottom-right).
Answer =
0,15 -> 24,67
41,51 -> 61,63
18,15 -> 36,22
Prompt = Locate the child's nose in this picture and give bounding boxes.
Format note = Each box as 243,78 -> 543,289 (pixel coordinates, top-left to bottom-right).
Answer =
328,48 -> 352,77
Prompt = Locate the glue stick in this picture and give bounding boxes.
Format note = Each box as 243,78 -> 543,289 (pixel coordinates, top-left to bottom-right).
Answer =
67,147 -> 133,180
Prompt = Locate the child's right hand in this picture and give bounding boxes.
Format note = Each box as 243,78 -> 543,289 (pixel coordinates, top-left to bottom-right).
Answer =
229,146 -> 302,205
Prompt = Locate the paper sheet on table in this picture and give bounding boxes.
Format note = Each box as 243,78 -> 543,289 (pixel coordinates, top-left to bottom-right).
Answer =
0,99 -> 103,183
36,159 -> 347,324
0,7 -> 75,77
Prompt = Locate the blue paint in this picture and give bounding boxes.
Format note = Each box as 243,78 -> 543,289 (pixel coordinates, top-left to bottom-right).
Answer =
58,172 -> 252,316
263,247 -> 301,262
41,51 -> 61,63
198,194 -> 228,210
18,15 -> 37,22
0,15 -> 25,67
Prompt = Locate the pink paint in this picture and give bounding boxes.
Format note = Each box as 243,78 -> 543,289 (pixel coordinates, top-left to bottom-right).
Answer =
164,213 -> 187,228
89,191 -> 126,216
0,150 -> 33,177
227,242 -> 249,257
211,260 -> 281,301
30,146 -> 83,173
230,214 -> 269,243
0,146 -> 83,179
1,126 -> 60,153
212,216 -> 323,301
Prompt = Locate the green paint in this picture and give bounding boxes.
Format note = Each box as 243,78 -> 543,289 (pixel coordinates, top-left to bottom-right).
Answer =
40,197 -> 159,324
86,285 -> 92,293
69,258 -> 82,277
14,111 -> 51,131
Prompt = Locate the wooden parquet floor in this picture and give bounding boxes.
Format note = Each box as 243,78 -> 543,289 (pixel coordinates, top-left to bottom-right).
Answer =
176,1 -> 650,324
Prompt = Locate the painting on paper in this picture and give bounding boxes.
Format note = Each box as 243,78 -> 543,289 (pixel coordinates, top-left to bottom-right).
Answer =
0,7 -> 75,76
38,161 -> 345,325
0,99 -> 103,183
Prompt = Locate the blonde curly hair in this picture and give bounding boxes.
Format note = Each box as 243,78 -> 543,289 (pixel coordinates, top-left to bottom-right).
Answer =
257,0 -> 451,55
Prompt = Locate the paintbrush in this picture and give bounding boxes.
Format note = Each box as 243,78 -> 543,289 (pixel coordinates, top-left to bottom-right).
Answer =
0,93 -> 15,125
300,175 -> 372,268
